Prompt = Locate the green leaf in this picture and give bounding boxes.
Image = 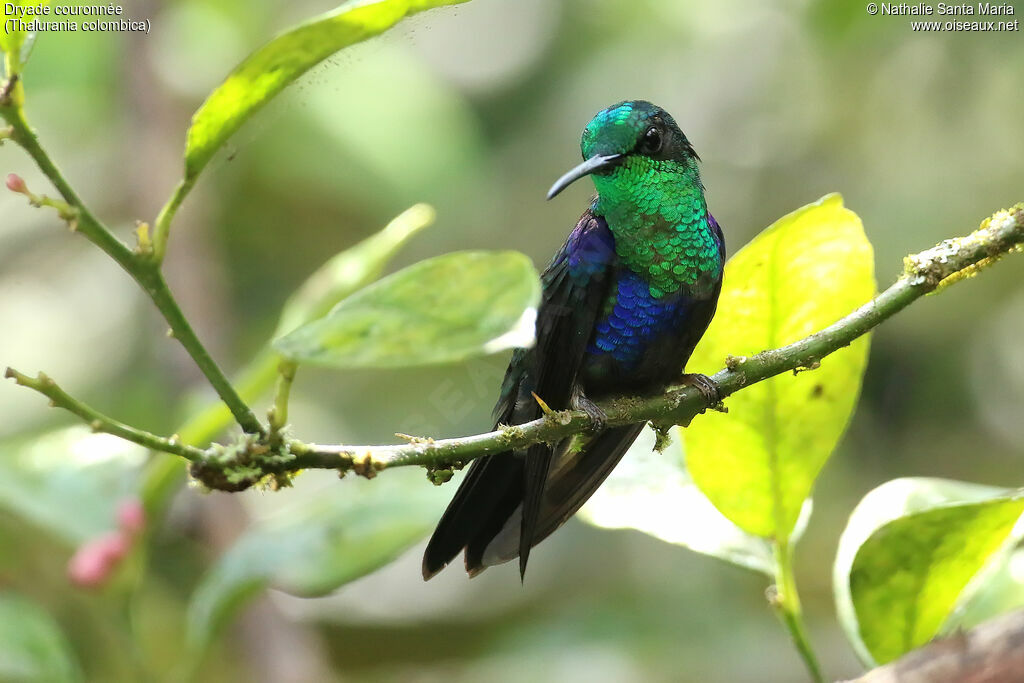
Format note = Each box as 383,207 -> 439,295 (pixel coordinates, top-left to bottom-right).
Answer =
578,426 -> 812,576
684,193 -> 875,539
273,251 -> 540,369
183,0 -> 471,181
0,428 -> 143,545
186,470 -> 448,653
834,477 -> 1024,665
0,1 -> 49,72
0,593 -> 81,683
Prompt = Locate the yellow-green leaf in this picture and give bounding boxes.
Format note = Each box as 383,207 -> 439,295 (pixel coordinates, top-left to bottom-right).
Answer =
579,425 -> 812,576
834,478 -> 1024,665
273,251 -> 540,368
684,193 -> 875,539
183,0 -> 470,181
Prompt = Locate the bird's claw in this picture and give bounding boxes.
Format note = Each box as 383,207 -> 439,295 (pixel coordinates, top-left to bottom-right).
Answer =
573,394 -> 608,433
681,373 -> 722,407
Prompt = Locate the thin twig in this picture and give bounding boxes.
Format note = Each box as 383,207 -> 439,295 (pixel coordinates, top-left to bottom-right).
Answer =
4,368 -> 207,462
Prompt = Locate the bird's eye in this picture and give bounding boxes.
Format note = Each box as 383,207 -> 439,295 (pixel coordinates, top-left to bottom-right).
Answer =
641,126 -> 663,154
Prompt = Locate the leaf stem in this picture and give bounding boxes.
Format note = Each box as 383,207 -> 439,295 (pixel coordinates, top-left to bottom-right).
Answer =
152,177 -> 194,265
3,51 -> 18,80
2,55 -> 24,109
3,367 -> 207,462
0,98 -> 263,435
771,540 -> 825,682
268,359 -> 297,440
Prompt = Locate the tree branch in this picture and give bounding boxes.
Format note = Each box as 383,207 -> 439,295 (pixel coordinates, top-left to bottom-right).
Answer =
848,608 -> 1024,683
275,204 -> 1024,482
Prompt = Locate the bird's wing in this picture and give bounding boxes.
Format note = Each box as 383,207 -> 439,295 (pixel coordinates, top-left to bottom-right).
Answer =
516,211 -> 618,577
421,209 -> 617,580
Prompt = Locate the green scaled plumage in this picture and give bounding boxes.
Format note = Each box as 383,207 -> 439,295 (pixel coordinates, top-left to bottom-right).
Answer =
585,103 -> 720,298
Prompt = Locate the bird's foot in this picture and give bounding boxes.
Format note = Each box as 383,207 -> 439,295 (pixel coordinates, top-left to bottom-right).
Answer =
572,392 -> 608,433
681,373 -> 723,408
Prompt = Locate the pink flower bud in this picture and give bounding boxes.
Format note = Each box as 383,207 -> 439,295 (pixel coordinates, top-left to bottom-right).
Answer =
67,532 -> 130,589
5,173 -> 27,194
116,499 -> 146,536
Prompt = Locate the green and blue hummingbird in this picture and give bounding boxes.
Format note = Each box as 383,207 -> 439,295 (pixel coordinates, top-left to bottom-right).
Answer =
423,100 -> 725,580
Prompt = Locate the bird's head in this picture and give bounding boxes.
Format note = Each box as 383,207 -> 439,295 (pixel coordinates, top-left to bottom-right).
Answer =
547,100 -> 700,202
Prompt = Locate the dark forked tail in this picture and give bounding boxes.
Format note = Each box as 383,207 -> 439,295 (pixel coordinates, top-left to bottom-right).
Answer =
421,450 -> 523,580
421,423 -> 644,580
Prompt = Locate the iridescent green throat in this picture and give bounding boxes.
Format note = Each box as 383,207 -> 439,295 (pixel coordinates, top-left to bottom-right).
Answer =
592,156 -> 720,298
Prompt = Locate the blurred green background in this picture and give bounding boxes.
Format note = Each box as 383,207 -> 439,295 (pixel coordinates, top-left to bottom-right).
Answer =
1,0 -> 1023,680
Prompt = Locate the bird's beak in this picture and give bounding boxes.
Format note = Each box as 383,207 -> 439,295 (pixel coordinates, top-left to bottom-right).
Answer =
546,153 -> 622,200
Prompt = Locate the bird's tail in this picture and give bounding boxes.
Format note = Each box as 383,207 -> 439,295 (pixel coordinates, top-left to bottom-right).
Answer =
421,423 -> 644,580
421,449 -> 523,580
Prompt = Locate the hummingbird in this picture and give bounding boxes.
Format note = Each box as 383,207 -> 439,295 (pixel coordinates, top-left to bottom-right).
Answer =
422,100 -> 725,580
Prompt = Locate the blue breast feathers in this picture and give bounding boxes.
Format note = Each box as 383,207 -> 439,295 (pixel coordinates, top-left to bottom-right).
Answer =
587,270 -> 692,367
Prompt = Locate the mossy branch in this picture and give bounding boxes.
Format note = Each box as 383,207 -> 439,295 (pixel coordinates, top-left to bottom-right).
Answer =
277,204 -> 1024,477
6,204 -> 1022,492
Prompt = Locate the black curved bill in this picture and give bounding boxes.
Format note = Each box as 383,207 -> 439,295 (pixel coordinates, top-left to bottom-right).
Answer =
546,153 -> 623,200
